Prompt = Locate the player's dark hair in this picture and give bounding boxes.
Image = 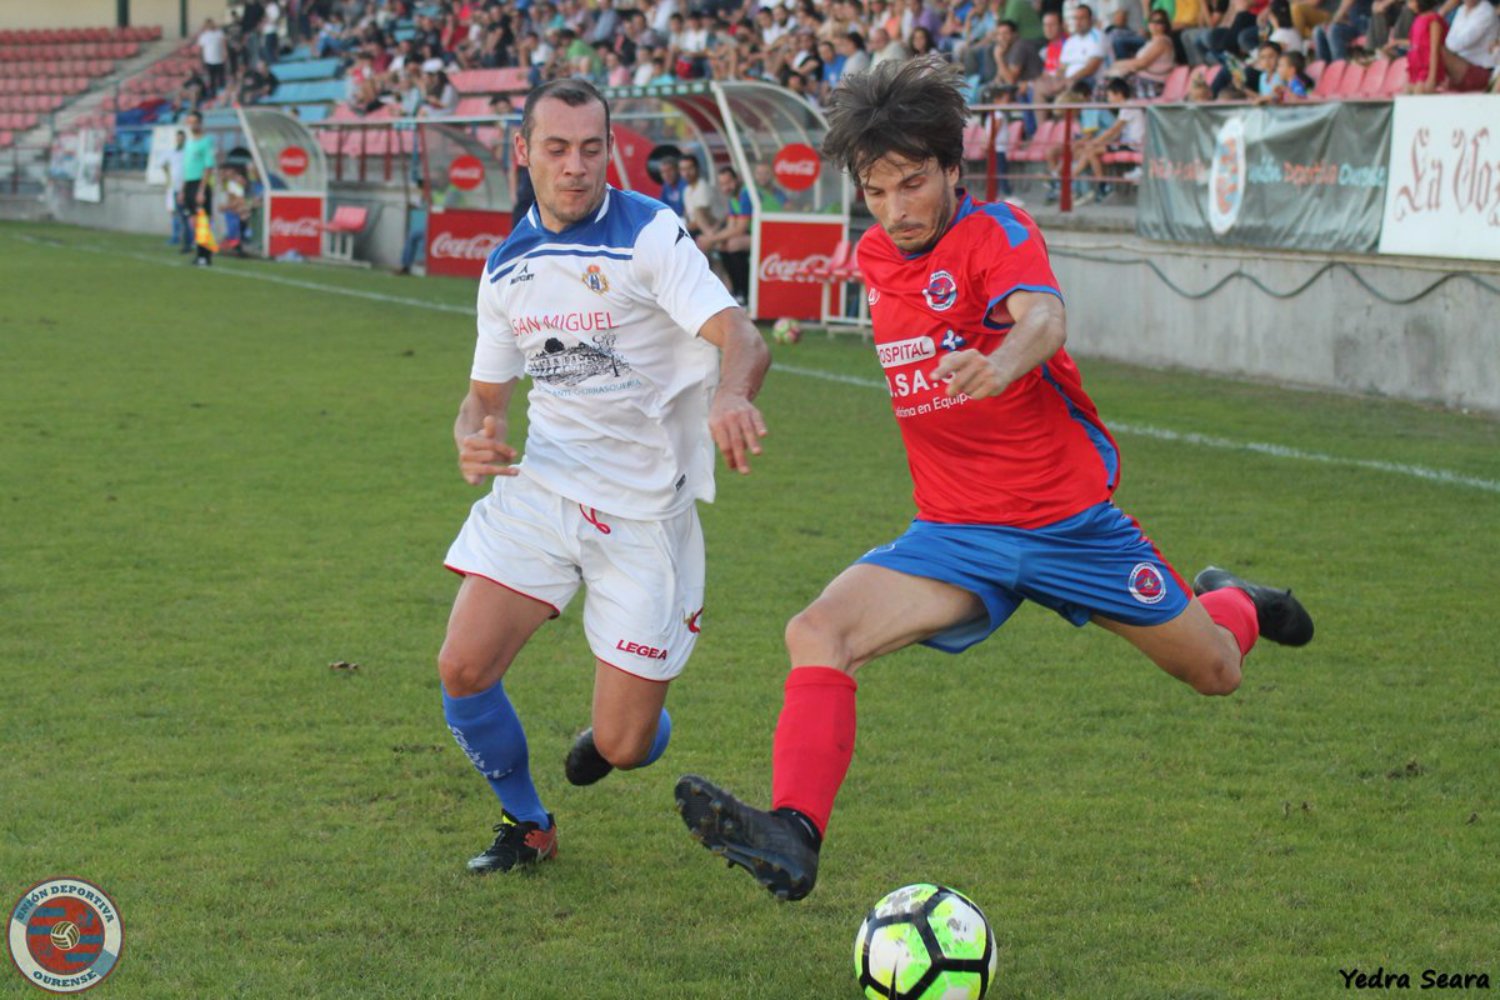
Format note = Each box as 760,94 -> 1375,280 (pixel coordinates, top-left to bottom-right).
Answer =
520,77 -> 611,141
821,55 -> 967,184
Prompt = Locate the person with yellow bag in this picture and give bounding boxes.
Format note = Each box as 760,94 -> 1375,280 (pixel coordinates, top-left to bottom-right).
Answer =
181,111 -> 217,267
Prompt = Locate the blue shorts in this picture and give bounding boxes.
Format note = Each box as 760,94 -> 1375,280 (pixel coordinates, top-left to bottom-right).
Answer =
856,502 -> 1190,653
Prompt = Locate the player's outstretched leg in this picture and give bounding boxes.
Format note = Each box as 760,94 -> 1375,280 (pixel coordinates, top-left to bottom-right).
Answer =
675,775 -> 821,901
467,810 -> 559,874
1194,566 -> 1314,646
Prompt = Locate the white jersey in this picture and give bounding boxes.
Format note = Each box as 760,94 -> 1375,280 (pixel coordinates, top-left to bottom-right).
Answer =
471,187 -> 738,521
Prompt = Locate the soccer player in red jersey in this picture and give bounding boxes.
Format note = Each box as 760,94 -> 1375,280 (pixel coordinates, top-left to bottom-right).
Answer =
675,56 -> 1315,901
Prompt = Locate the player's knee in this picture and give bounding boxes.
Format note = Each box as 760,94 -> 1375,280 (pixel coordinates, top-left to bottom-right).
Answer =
436,643 -> 499,698
784,605 -> 855,672
591,725 -> 652,769
1187,651 -> 1241,696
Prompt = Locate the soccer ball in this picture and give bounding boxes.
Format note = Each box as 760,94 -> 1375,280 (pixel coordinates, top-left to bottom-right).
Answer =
770,317 -> 802,344
854,883 -> 998,1000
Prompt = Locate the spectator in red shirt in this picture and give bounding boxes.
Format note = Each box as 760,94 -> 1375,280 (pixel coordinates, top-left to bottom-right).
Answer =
1405,0 -> 1448,91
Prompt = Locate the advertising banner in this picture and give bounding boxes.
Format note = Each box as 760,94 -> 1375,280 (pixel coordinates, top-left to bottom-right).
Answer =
268,194 -> 323,257
426,207 -> 511,278
755,219 -> 844,321
1138,102 -> 1391,252
1379,95 -> 1500,262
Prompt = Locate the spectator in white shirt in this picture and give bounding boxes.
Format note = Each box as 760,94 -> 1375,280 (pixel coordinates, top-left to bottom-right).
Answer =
1058,4 -> 1107,93
1443,0 -> 1499,90
196,19 -> 227,97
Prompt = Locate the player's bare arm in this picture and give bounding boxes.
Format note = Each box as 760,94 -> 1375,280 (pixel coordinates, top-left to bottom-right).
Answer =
931,290 -> 1066,398
699,306 -> 770,475
454,378 -> 521,485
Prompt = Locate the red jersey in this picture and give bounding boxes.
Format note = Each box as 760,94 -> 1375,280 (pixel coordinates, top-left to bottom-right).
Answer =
858,193 -> 1120,528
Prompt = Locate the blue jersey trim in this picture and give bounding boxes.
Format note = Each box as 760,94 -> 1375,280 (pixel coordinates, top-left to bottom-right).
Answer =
980,201 -> 1030,248
983,282 -> 1064,329
1040,363 -> 1118,489
485,187 -> 665,282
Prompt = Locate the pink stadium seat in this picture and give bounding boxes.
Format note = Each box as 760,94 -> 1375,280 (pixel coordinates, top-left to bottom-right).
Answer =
1314,60 -> 1347,97
1355,59 -> 1389,96
1159,64 -> 1191,102
1305,59 -> 1325,82
1334,61 -> 1367,97
450,67 -> 532,95
454,95 -> 492,117
1382,56 -> 1407,95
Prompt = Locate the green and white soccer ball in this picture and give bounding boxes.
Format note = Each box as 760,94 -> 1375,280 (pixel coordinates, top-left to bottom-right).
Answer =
771,317 -> 802,344
854,883 -> 998,1000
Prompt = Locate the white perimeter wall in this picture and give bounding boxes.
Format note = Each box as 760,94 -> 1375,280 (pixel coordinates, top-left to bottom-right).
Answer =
1048,231 -> 1500,414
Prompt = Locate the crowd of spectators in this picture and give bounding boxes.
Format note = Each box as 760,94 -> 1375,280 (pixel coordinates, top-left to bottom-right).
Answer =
169,0 -> 1495,122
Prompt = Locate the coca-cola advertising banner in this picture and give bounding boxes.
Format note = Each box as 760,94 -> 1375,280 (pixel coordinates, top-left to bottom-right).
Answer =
772,143 -> 820,192
426,208 -> 511,278
755,219 -> 844,321
268,194 -> 324,258
1379,96 -> 1500,262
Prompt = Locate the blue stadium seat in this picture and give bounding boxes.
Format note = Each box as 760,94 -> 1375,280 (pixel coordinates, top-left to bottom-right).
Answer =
271,58 -> 342,83
293,103 -> 329,122
264,79 -> 347,104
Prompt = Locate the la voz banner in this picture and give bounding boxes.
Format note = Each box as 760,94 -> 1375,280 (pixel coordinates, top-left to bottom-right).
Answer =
1138,102 -> 1392,252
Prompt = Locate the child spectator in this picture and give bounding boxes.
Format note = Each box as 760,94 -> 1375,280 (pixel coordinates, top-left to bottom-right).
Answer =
1404,0 -> 1448,91
1256,49 -> 1311,100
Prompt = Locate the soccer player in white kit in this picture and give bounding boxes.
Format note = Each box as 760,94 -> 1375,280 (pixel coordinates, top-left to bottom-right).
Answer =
439,79 -> 771,874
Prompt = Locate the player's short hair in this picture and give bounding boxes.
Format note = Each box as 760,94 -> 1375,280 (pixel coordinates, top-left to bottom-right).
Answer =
821,55 -> 967,184
520,78 -> 611,142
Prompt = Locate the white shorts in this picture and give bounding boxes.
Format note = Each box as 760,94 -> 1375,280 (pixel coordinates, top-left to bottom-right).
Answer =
444,473 -> 705,682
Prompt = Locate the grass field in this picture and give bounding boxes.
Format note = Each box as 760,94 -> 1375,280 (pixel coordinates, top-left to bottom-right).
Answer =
2,220 -> 1499,999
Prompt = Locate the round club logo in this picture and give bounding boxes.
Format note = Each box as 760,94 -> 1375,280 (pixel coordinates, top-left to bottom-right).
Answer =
278,145 -> 309,177
1207,116 -> 1246,236
1128,562 -> 1167,605
8,878 -> 123,993
923,269 -> 958,312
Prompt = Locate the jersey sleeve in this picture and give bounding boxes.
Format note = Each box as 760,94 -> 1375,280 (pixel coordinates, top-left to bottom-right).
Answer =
469,275 -> 526,384
634,208 -> 739,337
975,204 -> 1064,329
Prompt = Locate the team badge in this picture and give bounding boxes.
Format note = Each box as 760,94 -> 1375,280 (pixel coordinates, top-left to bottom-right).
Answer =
1127,563 -> 1167,605
867,288 -> 880,306
7,877 -> 124,993
923,269 -> 958,312
940,330 -> 967,352
581,264 -> 609,294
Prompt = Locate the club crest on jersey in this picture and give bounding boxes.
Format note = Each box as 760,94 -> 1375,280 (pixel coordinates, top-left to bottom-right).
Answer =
1128,562 -> 1167,605
923,269 -> 958,312
581,264 -> 610,295
867,288 -> 880,306
940,330 -> 967,352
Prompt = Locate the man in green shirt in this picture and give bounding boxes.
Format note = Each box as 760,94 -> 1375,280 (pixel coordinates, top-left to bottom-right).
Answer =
180,111 -> 217,265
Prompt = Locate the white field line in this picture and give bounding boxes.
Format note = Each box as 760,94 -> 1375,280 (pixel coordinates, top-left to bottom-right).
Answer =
13,232 -> 1498,495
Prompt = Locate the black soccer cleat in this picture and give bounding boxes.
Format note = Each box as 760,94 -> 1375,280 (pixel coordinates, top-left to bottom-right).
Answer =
564,728 -> 614,786
1193,566 -> 1315,647
467,811 -> 558,874
675,774 -> 820,901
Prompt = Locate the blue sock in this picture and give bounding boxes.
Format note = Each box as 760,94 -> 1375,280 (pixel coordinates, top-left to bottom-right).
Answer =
442,681 -> 549,828
641,707 -> 672,768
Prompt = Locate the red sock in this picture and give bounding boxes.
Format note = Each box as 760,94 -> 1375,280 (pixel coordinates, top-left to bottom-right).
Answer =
770,666 -> 857,837
1200,587 -> 1258,658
